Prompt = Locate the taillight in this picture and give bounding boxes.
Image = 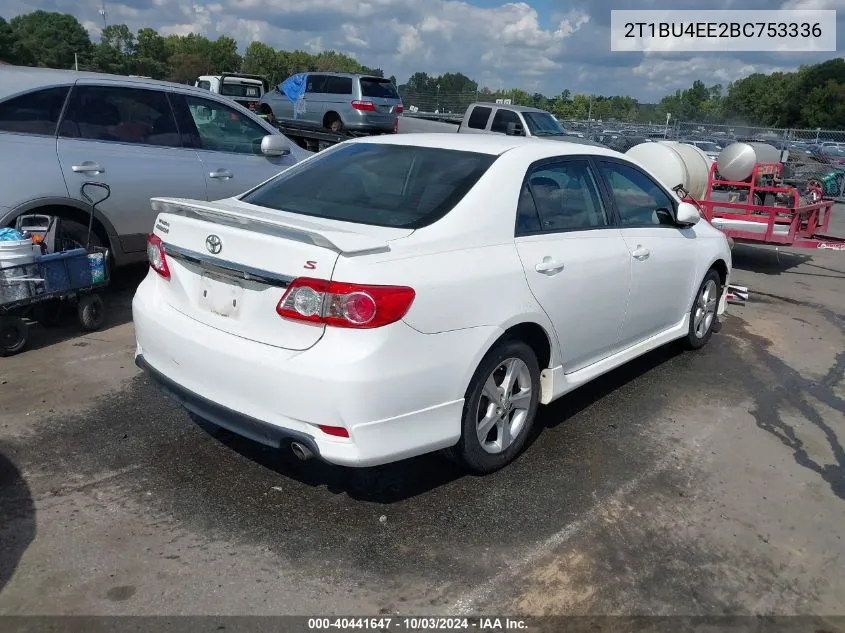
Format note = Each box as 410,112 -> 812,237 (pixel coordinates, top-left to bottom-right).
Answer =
276,278 -> 415,329
351,100 -> 376,111
395,104 -> 404,113
147,234 -> 170,280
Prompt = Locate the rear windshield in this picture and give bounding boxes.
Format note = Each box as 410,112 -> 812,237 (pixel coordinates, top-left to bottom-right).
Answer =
359,78 -> 400,100
220,82 -> 263,98
240,143 -> 497,229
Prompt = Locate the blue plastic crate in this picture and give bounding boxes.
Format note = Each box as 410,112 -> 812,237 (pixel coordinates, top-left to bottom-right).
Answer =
37,248 -> 92,292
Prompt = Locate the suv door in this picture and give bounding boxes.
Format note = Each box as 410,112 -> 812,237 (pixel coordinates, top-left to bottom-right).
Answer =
594,158 -> 699,346
323,75 -> 353,129
56,83 -> 208,256
302,74 -> 328,125
513,158 -> 632,373
0,86 -> 71,221
172,93 -> 298,200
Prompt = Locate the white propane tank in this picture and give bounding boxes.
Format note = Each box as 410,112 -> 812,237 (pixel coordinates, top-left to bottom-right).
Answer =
625,141 -> 712,200
716,142 -> 781,182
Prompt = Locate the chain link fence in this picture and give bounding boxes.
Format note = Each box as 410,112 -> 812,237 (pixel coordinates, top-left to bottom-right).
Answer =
396,88 -> 845,200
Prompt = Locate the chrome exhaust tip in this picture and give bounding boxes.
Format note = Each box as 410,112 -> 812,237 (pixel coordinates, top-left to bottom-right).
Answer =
290,441 -> 313,461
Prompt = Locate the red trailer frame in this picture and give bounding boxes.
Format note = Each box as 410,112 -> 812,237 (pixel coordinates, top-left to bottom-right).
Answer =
691,161 -> 845,251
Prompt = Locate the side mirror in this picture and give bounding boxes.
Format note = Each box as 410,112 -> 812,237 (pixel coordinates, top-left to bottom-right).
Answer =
675,201 -> 701,226
261,134 -> 290,157
506,122 -> 524,136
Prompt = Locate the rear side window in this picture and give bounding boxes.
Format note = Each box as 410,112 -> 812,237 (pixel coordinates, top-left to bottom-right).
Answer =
325,76 -> 353,95
527,161 -> 608,232
490,109 -> 521,134
241,143 -> 497,229
305,75 -> 327,93
197,81 -> 211,90
59,85 -> 180,148
359,78 -> 399,99
467,106 -> 491,130
0,87 -> 70,136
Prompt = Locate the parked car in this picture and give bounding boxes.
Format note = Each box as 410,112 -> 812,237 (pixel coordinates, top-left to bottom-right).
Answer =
0,66 -> 311,266
681,139 -> 722,160
259,72 -> 403,134
133,133 -> 732,474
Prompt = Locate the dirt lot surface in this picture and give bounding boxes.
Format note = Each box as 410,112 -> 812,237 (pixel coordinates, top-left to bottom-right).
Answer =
1,210 -> 845,621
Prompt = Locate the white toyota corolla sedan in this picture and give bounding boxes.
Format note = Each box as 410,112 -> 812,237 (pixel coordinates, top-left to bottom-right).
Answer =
132,133 -> 732,474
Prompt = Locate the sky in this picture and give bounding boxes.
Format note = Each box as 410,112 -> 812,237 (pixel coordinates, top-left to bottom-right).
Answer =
3,0 -> 845,102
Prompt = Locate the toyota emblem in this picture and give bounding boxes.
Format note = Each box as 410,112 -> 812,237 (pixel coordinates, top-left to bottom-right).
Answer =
205,234 -> 222,254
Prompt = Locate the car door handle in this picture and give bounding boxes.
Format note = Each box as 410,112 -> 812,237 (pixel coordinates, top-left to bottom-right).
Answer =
535,258 -> 565,274
71,162 -> 104,174
209,169 -> 234,180
632,246 -> 650,260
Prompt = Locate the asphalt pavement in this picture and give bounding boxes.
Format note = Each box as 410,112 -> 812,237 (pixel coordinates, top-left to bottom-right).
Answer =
1,208 -> 844,618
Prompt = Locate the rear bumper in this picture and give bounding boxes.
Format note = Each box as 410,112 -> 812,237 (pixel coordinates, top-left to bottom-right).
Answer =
132,274 -> 500,467
136,354 -> 322,456
344,112 -> 396,133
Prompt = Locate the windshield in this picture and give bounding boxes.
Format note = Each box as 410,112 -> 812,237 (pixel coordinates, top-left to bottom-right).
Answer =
359,78 -> 400,100
822,146 -> 845,156
523,112 -> 565,136
219,82 -> 263,98
240,143 -> 496,229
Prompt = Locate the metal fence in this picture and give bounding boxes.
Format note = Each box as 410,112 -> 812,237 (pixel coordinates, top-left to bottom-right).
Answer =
397,89 -> 845,145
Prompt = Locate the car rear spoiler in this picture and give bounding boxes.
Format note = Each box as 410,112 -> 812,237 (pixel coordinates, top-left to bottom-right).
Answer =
150,198 -> 390,255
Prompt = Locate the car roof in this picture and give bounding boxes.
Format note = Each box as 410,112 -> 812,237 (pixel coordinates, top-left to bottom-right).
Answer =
306,71 -> 388,80
468,102 -> 551,115
0,64 -> 215,101
348,132 -> 623,159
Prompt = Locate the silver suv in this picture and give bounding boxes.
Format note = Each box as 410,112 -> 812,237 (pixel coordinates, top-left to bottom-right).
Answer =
0,66 -> 310,266
259,73 -> 403,134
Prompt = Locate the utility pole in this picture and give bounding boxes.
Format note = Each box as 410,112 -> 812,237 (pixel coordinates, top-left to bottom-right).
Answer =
99,0 -> 108,30
587,94 -> 593,135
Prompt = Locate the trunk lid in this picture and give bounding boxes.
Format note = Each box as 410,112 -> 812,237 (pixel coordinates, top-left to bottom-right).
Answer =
150,197 -> 412,351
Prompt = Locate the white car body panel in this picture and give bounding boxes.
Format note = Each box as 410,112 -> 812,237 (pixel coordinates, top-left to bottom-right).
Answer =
133,133 -> 732,467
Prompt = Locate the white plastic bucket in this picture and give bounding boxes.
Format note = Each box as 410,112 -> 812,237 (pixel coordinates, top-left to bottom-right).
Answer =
0,238 -> 38,270
0,239 -> 38,304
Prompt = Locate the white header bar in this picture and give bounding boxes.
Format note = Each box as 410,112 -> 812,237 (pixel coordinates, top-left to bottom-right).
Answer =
610,10 -> 837,52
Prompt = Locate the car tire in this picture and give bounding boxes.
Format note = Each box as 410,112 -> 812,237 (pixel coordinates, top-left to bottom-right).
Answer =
325,113 -> 343,133
0,317 -> 28,357
447,338 -> 541,474
77,294 -> 106,331
684,268 -> 722,350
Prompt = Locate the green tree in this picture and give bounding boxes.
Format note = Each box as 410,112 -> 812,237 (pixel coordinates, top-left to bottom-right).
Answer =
801,80 -> 845,129
209,35 -> 241,73
131,27 -> 169,78
242,41 -> 281,83
92,23 -> 135,74
0,17 -> 16,63
10,10 -> 92,69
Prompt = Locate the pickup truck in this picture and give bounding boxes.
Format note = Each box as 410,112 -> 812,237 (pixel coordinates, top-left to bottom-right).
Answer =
398,102 -> 607,147
195,73 -> 270,112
